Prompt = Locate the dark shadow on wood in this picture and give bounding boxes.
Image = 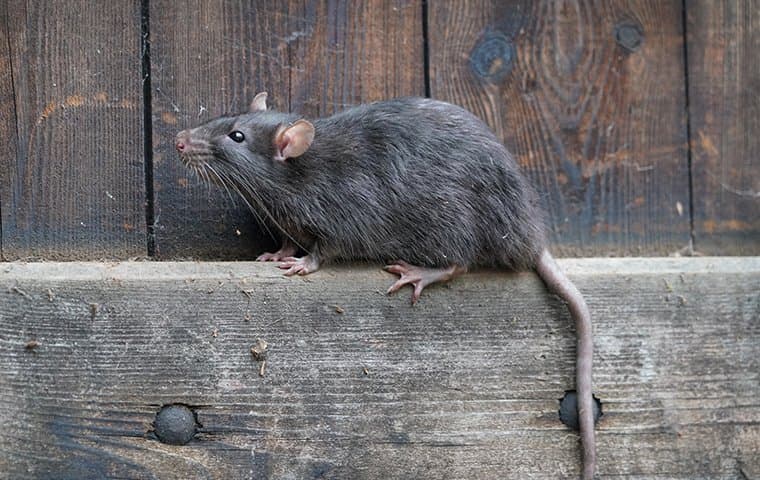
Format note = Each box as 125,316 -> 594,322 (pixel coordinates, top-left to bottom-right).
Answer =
141,0 -> 156,257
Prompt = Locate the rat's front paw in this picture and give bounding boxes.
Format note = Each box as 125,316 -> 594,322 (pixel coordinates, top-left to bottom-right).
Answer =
278,256 -> 320,276
256,251 -> 283,262
257,242 -> 298,262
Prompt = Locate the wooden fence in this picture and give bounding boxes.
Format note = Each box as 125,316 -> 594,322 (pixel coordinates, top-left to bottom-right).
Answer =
1,0 -> 758,260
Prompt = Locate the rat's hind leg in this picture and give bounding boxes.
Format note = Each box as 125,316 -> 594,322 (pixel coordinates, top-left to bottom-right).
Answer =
384,261 -> 467,304
256,239 -> 298,262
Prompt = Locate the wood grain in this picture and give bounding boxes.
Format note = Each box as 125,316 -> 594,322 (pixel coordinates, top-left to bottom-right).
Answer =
1,258 -> 758,478
0,3 -> 18,260
288,0 -> 424,117
686,0 -> 760,255
0,0 -> 146,260
150,0 -> 289,260
150,0 -> 424,259
428,0 -> 691,257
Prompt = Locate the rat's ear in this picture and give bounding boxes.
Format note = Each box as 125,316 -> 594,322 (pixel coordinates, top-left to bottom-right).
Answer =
274,120 -> 315,161
250,92 -> 268,112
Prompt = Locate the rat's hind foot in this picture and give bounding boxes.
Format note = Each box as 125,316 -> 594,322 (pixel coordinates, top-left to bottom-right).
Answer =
256,241 -> 298,262
279,255 -> 320,276
384,261 -> 466,304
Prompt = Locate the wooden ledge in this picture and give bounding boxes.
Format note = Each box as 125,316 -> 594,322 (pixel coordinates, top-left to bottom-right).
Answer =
2,256 -> 756,280
1,258 -> 758,478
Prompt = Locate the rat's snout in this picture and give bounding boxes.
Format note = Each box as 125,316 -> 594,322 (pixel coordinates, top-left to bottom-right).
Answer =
175,130 -> 190,153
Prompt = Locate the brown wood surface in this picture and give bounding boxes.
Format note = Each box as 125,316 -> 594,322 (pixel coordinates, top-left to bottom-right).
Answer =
0,0 -> 147,260
1,258 -> 758,479
150,0 -> 424,260
0,1 -> 756,259
428,1 -> 692,257
686,0 -> 760,255
288,0 -> 424,118
150,0 -> 289,260
0,3 -> 18,261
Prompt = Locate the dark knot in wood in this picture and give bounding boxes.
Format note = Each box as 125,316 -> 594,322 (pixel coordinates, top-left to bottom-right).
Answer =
614,21 -> 644,52
469,32 -> 515,83
559,390 -> 603,431
153,404 -> 198,445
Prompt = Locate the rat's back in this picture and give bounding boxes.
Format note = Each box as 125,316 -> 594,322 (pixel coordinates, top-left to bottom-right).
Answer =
297,97 -> 546,270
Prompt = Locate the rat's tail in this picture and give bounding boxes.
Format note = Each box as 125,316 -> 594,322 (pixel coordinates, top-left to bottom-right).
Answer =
535,249 -> 596,480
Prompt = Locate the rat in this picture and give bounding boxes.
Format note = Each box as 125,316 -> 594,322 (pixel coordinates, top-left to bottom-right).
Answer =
175,92 -> 597,479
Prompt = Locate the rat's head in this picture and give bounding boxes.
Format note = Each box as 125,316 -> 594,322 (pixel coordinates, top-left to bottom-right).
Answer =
175,92 -> 315,187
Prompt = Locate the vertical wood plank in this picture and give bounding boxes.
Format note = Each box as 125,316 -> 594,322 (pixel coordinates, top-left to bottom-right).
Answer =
428,0 -> 691,256
0,1 -> 146,260
151,0 -> 424,259
150,0 -> 290,259
288,0 -> 424,117
0,3 -> 18,259
686,0 -> 760,255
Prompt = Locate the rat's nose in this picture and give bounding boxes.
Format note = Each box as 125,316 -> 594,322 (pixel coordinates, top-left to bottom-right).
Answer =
175,130 -> 190,152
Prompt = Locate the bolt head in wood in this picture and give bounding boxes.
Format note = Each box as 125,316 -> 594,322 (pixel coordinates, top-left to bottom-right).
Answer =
559,390 -> 603,431
153,404 -> 197,445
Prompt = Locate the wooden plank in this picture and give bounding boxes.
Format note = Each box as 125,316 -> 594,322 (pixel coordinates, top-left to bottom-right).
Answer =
150,0 -> 288,260
0,2 -> 19,260
0,1 -> 146,260
686,0 -> 760,255
150,0 -> 424,259
288,0 -> 424,117
428,1 -> 691,257
1,258 -> 758,478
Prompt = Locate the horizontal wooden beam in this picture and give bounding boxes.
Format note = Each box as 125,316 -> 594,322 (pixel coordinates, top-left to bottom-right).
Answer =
1,258 -> 758,478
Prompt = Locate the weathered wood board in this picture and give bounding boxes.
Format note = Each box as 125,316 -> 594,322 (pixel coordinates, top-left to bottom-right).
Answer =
287,0 -> 424,118
150,0 -> 290,260
428,1 -> 692,257
0,0 -> 147,260
150,0 -> 424,260
1,258 -> 758,478
686,0 -> 760,255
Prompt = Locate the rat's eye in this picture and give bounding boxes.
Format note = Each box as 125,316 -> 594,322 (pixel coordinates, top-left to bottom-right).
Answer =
228,131 -> 245,143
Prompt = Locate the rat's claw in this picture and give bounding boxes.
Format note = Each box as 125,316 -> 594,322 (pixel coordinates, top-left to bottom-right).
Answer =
279,256 -> 320,276
412,283 -> 424,304
386,278 -> 409,295
384,263 -> 425,304
385,275 -> 423,304
283,265 -> 306,276
278,259 -> 305,276
384,261 -> 465,305
383,264 -> 407,275
258,243 -> 298,262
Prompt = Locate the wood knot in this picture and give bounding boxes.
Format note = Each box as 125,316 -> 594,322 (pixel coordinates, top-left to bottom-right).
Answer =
559,391 -> 603,431
153,404 -> 199,445
614,21 -> 644,52
469,32 -> 515,83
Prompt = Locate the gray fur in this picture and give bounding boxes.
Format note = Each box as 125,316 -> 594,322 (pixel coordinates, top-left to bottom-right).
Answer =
179,97 -> 546,270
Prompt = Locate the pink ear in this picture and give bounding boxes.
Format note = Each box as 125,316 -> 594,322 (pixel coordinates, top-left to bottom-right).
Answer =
274,120 -> 315,161
250,92 -> 268,112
